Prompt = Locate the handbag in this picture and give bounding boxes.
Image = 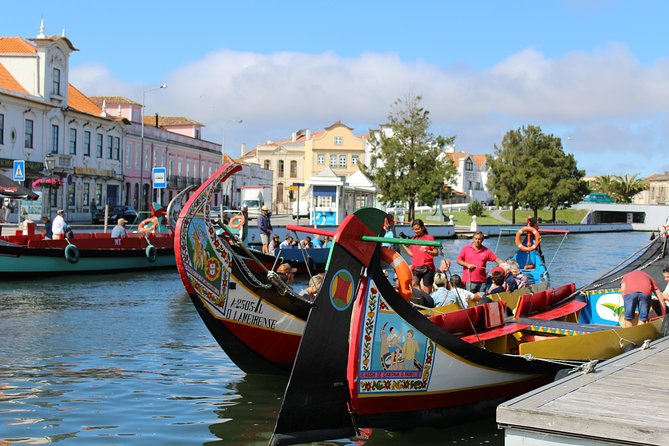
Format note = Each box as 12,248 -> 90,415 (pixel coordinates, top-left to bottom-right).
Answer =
413,265 -> 430,275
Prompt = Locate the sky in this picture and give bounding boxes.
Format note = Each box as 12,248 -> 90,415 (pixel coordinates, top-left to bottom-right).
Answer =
5,1 -> 669,177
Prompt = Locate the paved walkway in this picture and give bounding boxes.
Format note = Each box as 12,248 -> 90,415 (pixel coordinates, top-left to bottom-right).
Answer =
490,208 -> 512,224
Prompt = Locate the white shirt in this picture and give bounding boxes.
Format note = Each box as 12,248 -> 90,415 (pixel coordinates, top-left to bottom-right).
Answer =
52,214 -> 66,235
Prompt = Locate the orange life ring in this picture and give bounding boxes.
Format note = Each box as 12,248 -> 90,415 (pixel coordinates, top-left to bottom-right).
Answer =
138,217 -> 159,234
515,226 -> 541,252
380,247 -> 412,302
229,214 -> 245,229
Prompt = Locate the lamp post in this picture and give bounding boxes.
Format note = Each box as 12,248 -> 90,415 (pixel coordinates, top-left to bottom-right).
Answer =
44,153 -> 55,219
139,84 -> 167,217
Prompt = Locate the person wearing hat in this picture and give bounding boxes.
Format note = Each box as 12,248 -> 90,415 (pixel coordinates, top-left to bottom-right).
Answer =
51,209 -> 67,239
111,218 -> 128,239
257,204 -> 272,254
276,262 -> 297,285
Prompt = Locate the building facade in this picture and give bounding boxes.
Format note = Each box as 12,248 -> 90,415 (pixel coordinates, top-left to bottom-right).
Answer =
0,23 -> 124,222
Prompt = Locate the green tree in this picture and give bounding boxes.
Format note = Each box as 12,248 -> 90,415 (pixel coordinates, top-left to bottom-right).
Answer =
591,175 -> 619,197
361,94 -> 456,221
467,200 -> 484,217
610,174 -> 648,203
488,125 -> 585,223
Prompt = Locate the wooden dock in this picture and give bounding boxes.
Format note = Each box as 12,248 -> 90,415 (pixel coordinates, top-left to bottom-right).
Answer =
497,335 -> 669,446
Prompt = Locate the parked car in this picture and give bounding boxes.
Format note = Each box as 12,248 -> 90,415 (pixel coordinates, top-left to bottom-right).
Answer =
93,205 -> 138,224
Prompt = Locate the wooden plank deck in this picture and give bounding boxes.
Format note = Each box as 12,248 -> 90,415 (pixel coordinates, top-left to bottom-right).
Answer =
497,336 -> 669,446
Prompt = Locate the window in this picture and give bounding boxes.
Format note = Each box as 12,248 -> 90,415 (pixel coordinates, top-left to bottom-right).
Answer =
69,128 -> 77,154
96,133 -> 103,158
84,131 -> 91,156
465,158 -> 474,171
24,119 -> 34,148
96,184 -> 103,207
51,124 -> 59,153
334,136 -> 343,145
352,154 -> 359,166
53,68 -> 61,95
330,155 -> 337,167
278,160 -> 284,177
290,160 -> 297,178
263,160 -> 271,170
83,183 -> 90,207
107,135 -> 113,159
317,155 -> 325,165
113,137 -> 120,160
68,183 -> 76,206
0,113 -> 4,145
125,144 -> 131,166
339,155 -> 347,168
317,195 -> 332,207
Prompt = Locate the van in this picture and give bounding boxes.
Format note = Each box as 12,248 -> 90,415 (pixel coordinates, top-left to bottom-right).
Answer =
292,201 -> 310,218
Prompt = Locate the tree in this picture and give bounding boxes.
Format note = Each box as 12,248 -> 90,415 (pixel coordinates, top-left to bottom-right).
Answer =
590,175 -> 618,197
611,174 -> 648,203
361,94 -> 456,221
487,125 -> 586,223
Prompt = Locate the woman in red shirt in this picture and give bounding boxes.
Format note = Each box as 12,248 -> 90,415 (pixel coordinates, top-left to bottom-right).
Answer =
401,219 -> 440,291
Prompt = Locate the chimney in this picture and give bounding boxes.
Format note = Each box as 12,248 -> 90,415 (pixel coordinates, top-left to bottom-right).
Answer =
241,143 -> 246,156
154,113 -> 159,127
292,131 -> 297,142
306,129 -> 311,139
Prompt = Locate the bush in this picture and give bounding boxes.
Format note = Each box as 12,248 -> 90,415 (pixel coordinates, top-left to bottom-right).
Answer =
467,200 -> 484,217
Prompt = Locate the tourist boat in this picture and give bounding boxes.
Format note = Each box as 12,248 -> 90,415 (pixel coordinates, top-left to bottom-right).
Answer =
0,208 -> 175,278
270,207 -> 669,445
175,163 -> 335,374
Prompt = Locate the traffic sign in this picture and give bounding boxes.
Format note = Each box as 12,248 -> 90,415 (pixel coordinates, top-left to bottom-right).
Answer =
152,167 -> 167,189
13,160 -> 25,181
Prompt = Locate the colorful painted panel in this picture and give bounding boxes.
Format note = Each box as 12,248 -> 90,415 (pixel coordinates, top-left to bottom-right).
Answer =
579,288 -> 623,325
358,280 -> 435,393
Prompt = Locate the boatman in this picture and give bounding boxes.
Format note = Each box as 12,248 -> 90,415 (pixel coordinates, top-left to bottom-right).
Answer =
52,209 -> 67,239
620,270 -> 666,327
456,231 -> 504,293
257,205 -> 272,254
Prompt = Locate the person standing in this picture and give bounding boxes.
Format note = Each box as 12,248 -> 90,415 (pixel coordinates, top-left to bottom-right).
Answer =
52,209 -> 67,239
456,231 -> 504,293
257,205 -> 272,254
401,219 -> 440,290
111,218 -> 128,239
90,199 -> 97,223
2,197 -> 12,223
620,270 -> 665,327
41,216 -> 53,240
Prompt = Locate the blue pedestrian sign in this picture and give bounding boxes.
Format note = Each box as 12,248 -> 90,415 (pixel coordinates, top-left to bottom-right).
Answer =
13,160 -> 25,181
152,167 -> 167,189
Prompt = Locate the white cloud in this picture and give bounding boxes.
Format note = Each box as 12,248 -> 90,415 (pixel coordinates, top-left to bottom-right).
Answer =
71,45 -> 669,177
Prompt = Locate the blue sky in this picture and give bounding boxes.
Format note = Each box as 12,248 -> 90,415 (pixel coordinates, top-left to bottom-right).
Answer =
5,1 -> 669,177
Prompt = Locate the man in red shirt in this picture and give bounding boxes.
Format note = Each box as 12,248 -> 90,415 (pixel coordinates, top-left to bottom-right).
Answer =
456,231 -> 504,293
620,270 -> 665,327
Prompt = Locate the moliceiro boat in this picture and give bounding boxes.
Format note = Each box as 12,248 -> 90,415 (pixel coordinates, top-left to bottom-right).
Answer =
270,208 -> 669,446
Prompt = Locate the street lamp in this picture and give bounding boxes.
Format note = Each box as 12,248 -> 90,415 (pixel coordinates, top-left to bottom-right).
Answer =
222,119 -> 243,163
139,84 -> 167,217
44,153 -> 55,219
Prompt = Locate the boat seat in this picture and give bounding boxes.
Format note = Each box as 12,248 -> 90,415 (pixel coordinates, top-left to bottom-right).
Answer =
460,322 -> 529,343
515,290 -> 549,318
428,301 -> 507,335
546,283 -> 576,306
5,235 -> 28,245
527,300 -> 587,320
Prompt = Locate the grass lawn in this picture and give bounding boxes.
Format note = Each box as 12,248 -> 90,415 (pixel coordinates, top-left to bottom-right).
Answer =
411,208 -> 588,226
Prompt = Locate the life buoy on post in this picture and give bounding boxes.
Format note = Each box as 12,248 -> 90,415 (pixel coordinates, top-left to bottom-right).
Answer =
138,217 -> 159,234
515,226 -> 541,252
229,214 -> 245,229
145,244 -> 157,263
380,247 -> 412,301
64,244 -> 80,264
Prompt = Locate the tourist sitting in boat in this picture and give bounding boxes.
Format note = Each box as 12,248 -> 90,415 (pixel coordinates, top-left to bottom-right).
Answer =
487,266 -> 508,295
410,275 -> 434,308
268,234 -> 281,253
41,215 -> 52,240
444,274 -> 481,308
300,237 -> 313,249
276,263 -> 297,285
279,236 -> 294,249
506,259 -> 529,288
311,234 -> 323,248
299,273 -> 324,301
430,272 -> 449,306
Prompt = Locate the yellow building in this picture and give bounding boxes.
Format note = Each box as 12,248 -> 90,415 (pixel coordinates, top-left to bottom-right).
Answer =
243,121 -> 372,219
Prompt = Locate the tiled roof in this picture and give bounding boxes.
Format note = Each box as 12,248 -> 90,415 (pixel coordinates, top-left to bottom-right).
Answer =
0,62 -> 29,94
89,96 -> 140,107
143,116 -> 203,127
67,84 -> 103,116
471,154 -> 487,168
0,37 -> 36,53
28,35 -> 78,52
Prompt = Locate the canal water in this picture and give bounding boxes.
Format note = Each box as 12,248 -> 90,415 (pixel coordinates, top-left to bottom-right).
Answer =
0,231 -> 653,445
